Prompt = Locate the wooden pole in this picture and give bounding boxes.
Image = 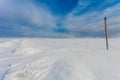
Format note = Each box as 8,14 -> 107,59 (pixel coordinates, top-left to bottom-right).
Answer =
104,16 -> 109,50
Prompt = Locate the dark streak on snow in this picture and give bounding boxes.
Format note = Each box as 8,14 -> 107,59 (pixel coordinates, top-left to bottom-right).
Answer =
0,40 -> 23,80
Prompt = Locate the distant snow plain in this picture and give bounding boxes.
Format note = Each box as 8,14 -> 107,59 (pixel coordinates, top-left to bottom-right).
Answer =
0,38 -> 120,80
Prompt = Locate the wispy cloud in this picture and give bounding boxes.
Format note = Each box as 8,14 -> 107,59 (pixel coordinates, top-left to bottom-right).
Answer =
0,0 -> 58,37
63,1 -> 120,37
0,0 -> 120,38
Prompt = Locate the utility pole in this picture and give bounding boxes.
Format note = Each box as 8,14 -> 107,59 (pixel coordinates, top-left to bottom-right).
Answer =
104,16 -> 109,50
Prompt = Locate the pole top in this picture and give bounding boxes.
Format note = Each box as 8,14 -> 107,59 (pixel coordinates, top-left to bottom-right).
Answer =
104,16 -> 107,20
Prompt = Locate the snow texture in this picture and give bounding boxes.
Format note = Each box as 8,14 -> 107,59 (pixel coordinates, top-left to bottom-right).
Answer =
0,38 -> 120,80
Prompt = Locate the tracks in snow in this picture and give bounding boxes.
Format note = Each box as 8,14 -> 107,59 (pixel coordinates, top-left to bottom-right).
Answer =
0,39 -> 24,80
3,39 -> 96,80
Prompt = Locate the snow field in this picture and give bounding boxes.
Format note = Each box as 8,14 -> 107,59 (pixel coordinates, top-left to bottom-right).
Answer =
0,38 -> 120,80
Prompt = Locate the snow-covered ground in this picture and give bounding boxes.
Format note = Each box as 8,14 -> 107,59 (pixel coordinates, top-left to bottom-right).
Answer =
0,38 -> 120,80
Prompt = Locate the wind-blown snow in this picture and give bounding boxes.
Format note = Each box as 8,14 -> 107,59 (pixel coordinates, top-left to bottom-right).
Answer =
0,38 -> 120,80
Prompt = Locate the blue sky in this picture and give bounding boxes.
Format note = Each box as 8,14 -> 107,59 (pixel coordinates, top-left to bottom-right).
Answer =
0,0 -> 120,38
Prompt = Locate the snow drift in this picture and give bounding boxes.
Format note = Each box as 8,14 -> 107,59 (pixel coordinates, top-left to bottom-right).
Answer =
0,38 -> 120,80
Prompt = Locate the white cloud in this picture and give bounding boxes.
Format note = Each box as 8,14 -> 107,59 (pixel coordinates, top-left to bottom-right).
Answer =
63,2 -> 120,37
0,0 -> 120,38
0,0 -> 57,29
